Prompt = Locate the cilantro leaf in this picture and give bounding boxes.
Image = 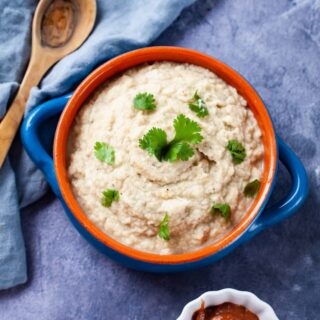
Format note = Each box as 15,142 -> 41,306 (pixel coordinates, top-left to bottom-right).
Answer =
139,128 -> 168,161
226,139 -> 246,164
164,142 -> 194,162
139,114 -> 203,162
172,114 -> 203,145
211,203 -> 231,220
162,114 -> 203,161
189,91 -> 209,118
101,189 -> 119,207
158,213 -> 170,241
244,179 -> 261,197
133,92 -> 156,111
94,142 -> 115,165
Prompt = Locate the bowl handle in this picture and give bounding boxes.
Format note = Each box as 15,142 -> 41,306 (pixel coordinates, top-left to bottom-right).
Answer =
244,135 -> 309,239
21,93 -> 72,198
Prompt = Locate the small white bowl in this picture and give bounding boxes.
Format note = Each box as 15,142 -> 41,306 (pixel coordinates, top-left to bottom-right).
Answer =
177,289 -> 279,320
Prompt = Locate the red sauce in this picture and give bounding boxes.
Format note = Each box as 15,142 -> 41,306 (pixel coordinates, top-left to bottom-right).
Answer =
192,302 -> 259,320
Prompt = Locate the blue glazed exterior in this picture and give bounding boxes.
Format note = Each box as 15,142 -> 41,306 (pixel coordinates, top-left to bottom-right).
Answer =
21,93 -> 309,272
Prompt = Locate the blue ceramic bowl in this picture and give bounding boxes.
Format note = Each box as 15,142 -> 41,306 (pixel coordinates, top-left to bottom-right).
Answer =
21,48 -> 309,272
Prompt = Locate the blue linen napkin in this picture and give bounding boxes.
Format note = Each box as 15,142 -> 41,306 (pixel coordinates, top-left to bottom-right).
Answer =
0,0 -> 196,290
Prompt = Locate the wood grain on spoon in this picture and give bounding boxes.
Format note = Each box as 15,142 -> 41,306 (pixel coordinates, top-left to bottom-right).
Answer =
0,0 -> 96,168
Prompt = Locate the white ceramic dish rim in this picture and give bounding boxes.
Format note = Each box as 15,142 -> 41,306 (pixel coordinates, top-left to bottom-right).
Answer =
177,289 -> 279,320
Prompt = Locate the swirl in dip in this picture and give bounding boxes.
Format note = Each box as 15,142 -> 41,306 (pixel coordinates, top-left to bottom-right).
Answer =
68,62 -> 264,254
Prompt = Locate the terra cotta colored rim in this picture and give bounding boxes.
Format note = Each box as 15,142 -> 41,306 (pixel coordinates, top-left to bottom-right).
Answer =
54,46 -> 277,264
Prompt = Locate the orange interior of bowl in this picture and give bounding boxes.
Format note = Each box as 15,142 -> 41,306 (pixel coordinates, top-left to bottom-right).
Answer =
54,46 -> 277,264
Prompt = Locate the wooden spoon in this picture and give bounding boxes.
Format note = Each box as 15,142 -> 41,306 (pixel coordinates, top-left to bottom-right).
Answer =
0,0 -> 96,168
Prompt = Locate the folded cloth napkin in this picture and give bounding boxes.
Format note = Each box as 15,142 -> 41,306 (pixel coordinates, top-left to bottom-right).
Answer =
0,0 -> 196,290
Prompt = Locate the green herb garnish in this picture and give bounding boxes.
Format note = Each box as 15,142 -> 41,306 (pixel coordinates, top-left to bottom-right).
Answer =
244,179 -> 261,197
94,142 -> 115,165
139,114 -> 203,162
226,139 -> 246,164
189,91 -> 209,118
133,92 -> 156,111
158,213 -> 170,241
139,128 -> 168,161
211,203 -> 231,220
101,189 -> 119,207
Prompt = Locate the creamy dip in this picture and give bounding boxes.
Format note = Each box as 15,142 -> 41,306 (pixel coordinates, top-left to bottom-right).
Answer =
68,62 -> 264,254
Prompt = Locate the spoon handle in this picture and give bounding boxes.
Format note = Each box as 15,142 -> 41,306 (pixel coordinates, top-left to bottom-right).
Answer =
0,55 -> 53,167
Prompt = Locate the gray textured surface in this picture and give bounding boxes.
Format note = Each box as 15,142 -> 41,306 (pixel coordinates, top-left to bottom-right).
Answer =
1,0 -> 319,319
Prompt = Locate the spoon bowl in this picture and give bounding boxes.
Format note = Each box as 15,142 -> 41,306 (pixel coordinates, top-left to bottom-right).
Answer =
36,0 -> 96,55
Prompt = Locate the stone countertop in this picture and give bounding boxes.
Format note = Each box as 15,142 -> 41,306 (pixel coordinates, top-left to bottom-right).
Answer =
1,0 -> 319,319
